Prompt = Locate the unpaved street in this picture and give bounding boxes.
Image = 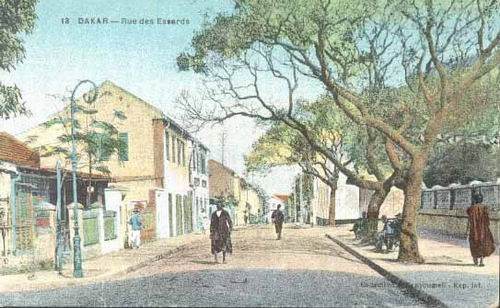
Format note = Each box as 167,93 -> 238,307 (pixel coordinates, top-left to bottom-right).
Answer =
0,225 -> 422,307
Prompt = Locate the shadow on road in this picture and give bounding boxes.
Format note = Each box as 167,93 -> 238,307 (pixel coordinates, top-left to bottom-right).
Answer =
0,268 -> 424,307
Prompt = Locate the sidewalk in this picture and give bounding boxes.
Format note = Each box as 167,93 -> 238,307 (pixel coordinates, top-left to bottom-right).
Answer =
327,225 -> 499,308
0,231 -> 208,293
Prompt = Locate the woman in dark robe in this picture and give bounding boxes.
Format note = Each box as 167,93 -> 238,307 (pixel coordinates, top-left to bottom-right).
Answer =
466,192 -> 496,266
210,204 -> 233,263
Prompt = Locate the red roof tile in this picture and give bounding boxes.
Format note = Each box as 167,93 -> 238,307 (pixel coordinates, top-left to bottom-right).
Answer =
0,132 -> 40,168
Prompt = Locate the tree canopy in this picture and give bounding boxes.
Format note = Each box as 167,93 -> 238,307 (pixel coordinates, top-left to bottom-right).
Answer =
178,0 -> 499,262
0,0 -> 37,119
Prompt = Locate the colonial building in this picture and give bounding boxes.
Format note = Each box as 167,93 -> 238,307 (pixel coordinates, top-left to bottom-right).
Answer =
208,159 -> 262,226
0,132 -> 113,266
289,168 -> 362,225
189,142 -> 210,231
19,80 -> 207,242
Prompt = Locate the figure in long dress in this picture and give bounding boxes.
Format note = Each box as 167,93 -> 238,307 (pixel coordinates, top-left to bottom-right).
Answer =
210,203 -> 233,263
466,192 -> 496,266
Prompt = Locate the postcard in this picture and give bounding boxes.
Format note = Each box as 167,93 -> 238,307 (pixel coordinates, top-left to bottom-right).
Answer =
0,0 -> 498,307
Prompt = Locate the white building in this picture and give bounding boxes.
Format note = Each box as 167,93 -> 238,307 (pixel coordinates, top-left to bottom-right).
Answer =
267,194 -> 288,223
189,141 -> 210,232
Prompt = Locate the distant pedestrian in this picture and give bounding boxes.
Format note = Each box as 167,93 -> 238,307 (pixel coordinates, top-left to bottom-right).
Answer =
128,208 -> 143,249
271,204 -> 285,240
210,204 -> 233,263
201,212 -> 209,235
466,192 -> 496,266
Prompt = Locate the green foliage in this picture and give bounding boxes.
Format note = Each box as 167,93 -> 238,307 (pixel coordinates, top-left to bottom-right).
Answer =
29,91 -> 127,194
424,142 -> 500,187
0,0 -> 37,119
246,97 -> 393,179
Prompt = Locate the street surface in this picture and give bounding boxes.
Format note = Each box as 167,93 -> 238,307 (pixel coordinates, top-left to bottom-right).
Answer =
0,225 -> 422,307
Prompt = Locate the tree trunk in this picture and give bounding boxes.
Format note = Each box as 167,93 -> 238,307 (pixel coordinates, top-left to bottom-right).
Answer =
398,155 -> 426,263
365,189 -> 388,243
328,183 -> 336,226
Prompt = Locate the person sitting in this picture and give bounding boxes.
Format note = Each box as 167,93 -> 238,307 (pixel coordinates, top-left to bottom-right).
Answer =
375,214 -> 402,252
351,211 -> 368,239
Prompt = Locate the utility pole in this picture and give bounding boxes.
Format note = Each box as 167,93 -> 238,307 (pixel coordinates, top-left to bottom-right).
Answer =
220,126 -> 226,166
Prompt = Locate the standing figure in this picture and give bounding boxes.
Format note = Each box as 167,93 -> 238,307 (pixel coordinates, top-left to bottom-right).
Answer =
128,208 -> 143,249
466,192 -> 496,266
210,204 -> 233,263
271,204 -> 285,240
200,212 -> 209,235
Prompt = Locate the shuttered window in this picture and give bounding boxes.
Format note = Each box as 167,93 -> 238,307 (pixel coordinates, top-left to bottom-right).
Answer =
165,131 -> 170,161
118,132 -> 128,161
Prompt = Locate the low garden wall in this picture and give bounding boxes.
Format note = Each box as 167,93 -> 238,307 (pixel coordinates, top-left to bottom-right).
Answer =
418,182 -> 500,243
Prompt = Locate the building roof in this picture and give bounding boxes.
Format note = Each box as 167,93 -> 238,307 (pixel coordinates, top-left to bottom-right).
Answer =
0,132 -> 40,169
209,159 -> 237,177
273,194 -> 289,203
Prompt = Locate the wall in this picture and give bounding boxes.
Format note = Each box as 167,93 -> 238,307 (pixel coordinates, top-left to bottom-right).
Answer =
163,125 -> 191,236
246,189 -> 261,220
418,208 -> 500,243
311,179 -> 329,225
359,186 -> 405,218
208,160 -> 235,198
109,178 -> 157,206
102,188 -> 124,254
335,173 -> 361,221
418,182 -> 500,243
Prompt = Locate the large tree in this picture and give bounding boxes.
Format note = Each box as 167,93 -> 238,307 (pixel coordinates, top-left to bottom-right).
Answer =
0,0 -> 37,119
178,0 -> 499,262
245,98 -> 400,233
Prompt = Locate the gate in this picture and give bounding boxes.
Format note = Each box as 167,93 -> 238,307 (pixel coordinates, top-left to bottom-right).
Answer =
154,190 -> 168,238
14,184 -> 34,254
138,201 -> 155,242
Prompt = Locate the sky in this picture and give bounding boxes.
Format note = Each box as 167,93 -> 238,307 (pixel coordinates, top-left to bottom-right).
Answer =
0,0 -> 300,195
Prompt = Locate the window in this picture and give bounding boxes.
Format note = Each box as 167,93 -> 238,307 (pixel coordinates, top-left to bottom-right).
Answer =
177,139 -> 181,165
171,135 -> 176,163
118,132 -> 128,161
177,139 -> 186,166
200,152 -> 206,175
192,148 -> 197,171
181,142 -> 186,166
165,131 -> 170,161
197,152 -> 202,172
99,136 -> 111,161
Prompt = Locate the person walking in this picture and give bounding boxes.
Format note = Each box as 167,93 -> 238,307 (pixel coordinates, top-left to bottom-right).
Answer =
210,204 -> 233,264
466,192 -> 496,266
271,204 -> 285,240
128,208 -> 143,249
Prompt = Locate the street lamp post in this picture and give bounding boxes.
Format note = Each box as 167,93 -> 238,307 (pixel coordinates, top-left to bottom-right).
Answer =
70,80 -> 98,278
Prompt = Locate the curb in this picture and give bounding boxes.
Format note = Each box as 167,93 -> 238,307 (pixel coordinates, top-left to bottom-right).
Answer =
325,234 -> 448,308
